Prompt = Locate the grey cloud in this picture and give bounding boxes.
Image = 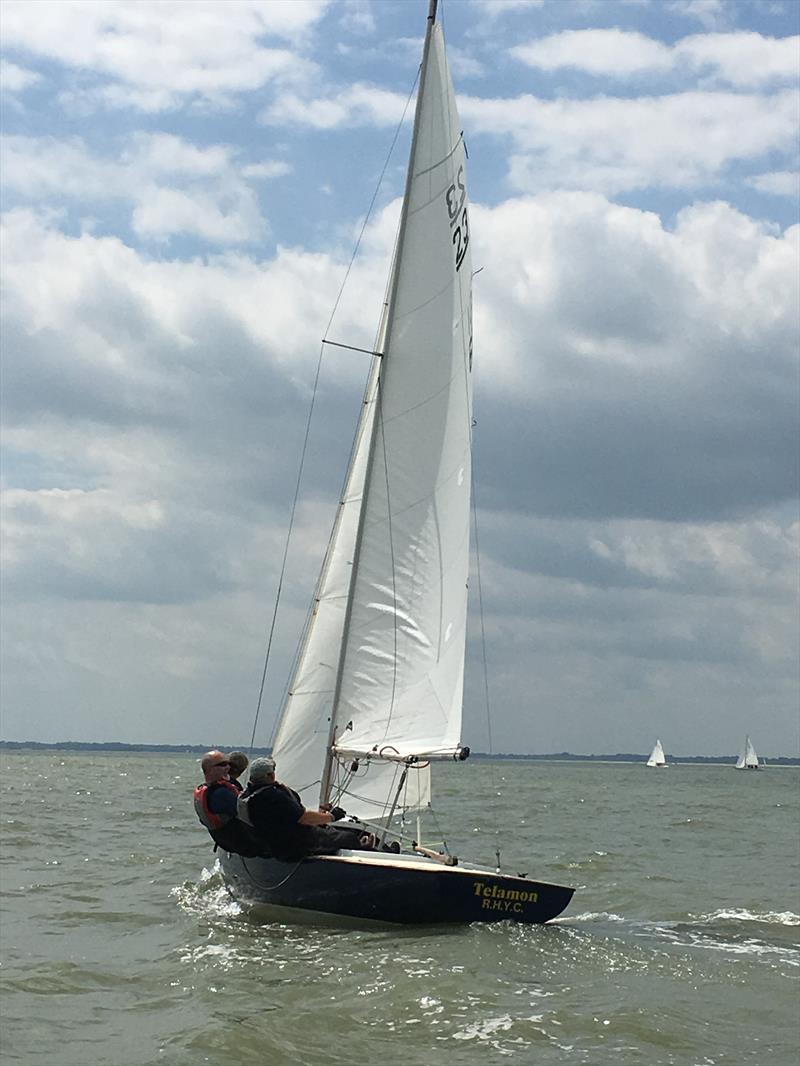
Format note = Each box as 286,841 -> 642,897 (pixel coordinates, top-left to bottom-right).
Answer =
474,351 -> 797,522
470,196 -> 798,523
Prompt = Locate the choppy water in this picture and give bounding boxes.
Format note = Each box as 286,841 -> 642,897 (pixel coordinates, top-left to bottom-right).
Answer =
1,752 -> 798,1066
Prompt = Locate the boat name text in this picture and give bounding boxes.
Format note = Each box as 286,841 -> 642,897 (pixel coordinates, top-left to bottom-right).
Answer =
472,881 -> 538,912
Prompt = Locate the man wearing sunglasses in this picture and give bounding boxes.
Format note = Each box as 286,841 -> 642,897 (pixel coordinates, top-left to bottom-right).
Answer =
193,749 -> 260,856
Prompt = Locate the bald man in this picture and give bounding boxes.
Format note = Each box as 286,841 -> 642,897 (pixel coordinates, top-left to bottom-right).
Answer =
193,749 -> 259,856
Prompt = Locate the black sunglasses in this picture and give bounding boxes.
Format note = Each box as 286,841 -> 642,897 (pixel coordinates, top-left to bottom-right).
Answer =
213,760 -> 230,767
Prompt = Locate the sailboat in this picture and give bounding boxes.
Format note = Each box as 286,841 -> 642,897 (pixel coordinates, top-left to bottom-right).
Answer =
735,736 -> 762,770
646,739 -> 668,768
218,1 -> 574,925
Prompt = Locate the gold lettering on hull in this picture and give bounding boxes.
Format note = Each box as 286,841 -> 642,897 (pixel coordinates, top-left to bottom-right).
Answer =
471,880 -> 538,910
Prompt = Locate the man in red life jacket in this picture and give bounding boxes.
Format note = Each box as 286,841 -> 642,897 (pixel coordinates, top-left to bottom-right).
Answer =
193,749 -> 260,856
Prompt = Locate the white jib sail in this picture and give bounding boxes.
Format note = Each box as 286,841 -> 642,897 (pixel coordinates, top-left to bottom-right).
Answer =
271,356 -> 432,819
331,21 -> 473,765
646,740 -> 666,767
269,364 -> 379,810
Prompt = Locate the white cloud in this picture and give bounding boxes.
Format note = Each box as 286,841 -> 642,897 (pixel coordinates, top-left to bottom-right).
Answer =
669,0 -> 730,31
338,0 -> 376,36
462,89 -> 798,195
1,0 -> 328,112
262,83 -> 409,129
513,30 -> 674,77
677,31 -> 800,87
470,0 -> 544,16
746,170 -> 800,197
130,185 -> 261,244
472,191 -> 797,372
122,134 -> 232,177
0,203 -> 393,444
0,133 -> 291,243
242,161 -> 293,180
512,29 -> 800,87
0,58 -> 41,92
253,56 -> 796,196
469,192 -> 797,531
445,46 -> 486,81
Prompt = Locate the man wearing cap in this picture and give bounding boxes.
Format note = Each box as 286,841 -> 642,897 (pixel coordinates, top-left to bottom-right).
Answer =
193,749 -> 260,856
238,756 -> 377,860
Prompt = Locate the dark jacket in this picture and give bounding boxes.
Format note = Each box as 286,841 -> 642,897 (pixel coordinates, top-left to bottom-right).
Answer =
238,782 -> 368,861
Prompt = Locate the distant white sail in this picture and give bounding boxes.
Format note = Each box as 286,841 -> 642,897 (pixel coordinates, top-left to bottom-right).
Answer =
735,735 -> 760,769
646,739 -> 667,767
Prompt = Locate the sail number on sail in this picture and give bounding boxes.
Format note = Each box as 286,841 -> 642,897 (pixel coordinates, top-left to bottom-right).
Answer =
446,164 -> 470,272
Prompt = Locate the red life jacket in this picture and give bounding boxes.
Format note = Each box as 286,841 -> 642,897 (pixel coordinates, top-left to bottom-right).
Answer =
193,780 -> 239,831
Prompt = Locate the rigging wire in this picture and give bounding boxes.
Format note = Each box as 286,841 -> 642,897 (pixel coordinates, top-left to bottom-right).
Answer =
248,74 -> 420,753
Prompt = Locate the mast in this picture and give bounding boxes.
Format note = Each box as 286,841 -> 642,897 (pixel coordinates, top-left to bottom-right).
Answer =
319,4 -> 439,804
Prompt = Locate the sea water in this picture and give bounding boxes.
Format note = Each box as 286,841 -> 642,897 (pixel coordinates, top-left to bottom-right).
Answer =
1,752 -> 798,1066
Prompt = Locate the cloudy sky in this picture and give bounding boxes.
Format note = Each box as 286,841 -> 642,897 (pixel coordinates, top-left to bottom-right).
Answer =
1,0 -> 798,757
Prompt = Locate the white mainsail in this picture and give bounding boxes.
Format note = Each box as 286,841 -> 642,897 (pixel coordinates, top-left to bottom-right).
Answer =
735,736 -> 760,769
646,739 -> 667,767
271,17 -> 470,818
332,20 -> 473,766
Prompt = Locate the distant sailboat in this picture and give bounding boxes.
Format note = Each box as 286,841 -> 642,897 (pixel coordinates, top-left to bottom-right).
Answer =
646,739 -> 668,768
735,736 -> 762,770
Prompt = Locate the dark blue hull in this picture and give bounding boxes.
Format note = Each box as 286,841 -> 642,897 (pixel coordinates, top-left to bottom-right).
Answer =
220,850 -> 574,925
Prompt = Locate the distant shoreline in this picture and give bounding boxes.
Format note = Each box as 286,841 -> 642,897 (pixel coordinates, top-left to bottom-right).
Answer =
1,740 -> 798,765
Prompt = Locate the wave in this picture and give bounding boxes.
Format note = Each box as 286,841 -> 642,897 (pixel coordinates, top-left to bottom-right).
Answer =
546,908 -> 800,970
689,908 -> 800,927
171,860 -> 244,921
552,910 -> 626,923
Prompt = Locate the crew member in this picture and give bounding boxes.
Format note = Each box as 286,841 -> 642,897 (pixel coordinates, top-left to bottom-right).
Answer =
238,756 -> 377,861
193,749 -> 260,856
226,750 -> 249,791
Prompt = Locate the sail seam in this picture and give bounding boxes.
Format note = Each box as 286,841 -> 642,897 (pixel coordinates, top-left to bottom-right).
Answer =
413,134 -> 463,179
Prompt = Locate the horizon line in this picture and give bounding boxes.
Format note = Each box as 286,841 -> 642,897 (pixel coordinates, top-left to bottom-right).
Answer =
1,740 -> 798,762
